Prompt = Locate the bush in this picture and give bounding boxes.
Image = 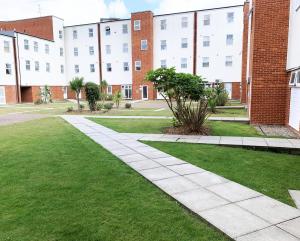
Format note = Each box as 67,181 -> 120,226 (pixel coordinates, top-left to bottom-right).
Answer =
125,103 -> 132,109
66,106 -> 74,112
96,103 -> 103,111
106,94 -> 113,101
113,91 -> 122,108
85,82 -> 100,111
214,82 -> 228,106
79,104 -> 85,111
34,99 -> 43,105
104,103 -> 114,110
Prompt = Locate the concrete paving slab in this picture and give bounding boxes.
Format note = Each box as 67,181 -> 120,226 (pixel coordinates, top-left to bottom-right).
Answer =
173,188 -> 229,212
154,176 -> 199,195
237,196 -> 300,225
198,136 -> 221,144
168,163 -> 206,175
140,166 -> 178,181
288,139 -> 300,148
153,156 -> 186,166
177,138 -> 200,143
185,172 -> 229,187
289,190 -> 300,209
236,226 -> 299,241
110,148 -> 137,156
199,204 -> 270,238
128,159 -> 161,171
207,182 -> 262,202
118,153 -> 149,163
277,217 -> 300,239
220,137 -> 243,146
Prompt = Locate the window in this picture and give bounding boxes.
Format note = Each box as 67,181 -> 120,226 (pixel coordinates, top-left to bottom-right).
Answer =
181,58 -> 187,69
123,62 -> 129,71
45,44 -> 49,54
60,47 -> 64,56
298,72 -> 300,85
105,26 -> 111,35
46,63 -> 50,72
75,65 -> 79,73
203,36 -> 210,47
134,20 -> 141,31
25,60 -> 30,70
74,47 -> 79,56
141,40 -> 148,50
122,24 -> 128,34
289,71 -> 300,85
90,64 -> 95,73
107,85 -> 112,95
225,56 -> 233,66
4,41 -> 10,52
60,65 -> 64,74
135,60 -> 141,71
202,57 -> 209,67
73,30 -> 78,39
121,85 -> 132,99
5,63 -> 12,75
181,17 -> 188,28
24,39 -> 29,50
35,61 -> 39,71
160,19 -> 167,30
161,40 -> 167,50
89,46 -> 94,55
226,34 -> 234,45
89,28 -> 94,37
181,38 -> 188,48
160,59 -> 167,68
59,30 -> 63,39
227,12 -> 234,23
204,15 -> 210,26
105,45 -> 111,54
106,63 -> 112,72
33,41 -> 38,52
123,43 -> 129,53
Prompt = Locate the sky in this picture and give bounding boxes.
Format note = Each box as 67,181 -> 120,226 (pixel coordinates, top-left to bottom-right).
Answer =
0,0 -> 245,25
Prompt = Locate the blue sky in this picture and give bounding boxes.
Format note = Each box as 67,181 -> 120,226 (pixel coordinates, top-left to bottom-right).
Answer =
107,0 -> 159,13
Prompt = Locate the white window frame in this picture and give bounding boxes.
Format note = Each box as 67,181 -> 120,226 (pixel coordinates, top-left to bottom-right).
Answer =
202,57 -> 210,68
90,64 -> 95,73
33,41 -> 38,52
73,30 -> 78,39
123,43 -> 129,53
204,15 -> 210,26
135,60 -> 141,71
35,61 -> 40,72
160,19 -> 167,30
60,65 -> 64,74
227,12 -> 234,23
24,39 -> 29,50
60,47 -> 64,56
134,20 -> 141,31
225,56 -> 233,67
45,44 -> 49,54
74,47 -> 79,56
5,63 -> 12,75
25,60 -> 30,70
122,24 -> 128,34
141,39 -> 148,50
160,59 -> 167,68
59,30 -> 63,39
75,65 -> 80,73
89,28 -> 94,37
4,41 -> 10,52
106,63 -> 112,72
289,71 -> 300,86
105,26 -> 111,36
105,45 -> 111,54
226,34 -> 234,46
46,62 -> 50,72
161,40 -> 167,50
181,17 -> 188,28
181,58 -> 187,69
203,36 -> 210,47
181,38 -> 188,48
121,84 -> 132,99
123,62 -> 129,71
89,46 -> 95,55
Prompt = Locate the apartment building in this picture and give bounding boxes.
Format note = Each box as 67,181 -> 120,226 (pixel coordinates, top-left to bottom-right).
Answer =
242,0 -> 300,132
0,4 -> 244,104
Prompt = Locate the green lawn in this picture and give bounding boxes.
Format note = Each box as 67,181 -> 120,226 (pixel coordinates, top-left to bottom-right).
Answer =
145,142 -> 300,206
90,118 -> 261,137
0,118 -> 230,241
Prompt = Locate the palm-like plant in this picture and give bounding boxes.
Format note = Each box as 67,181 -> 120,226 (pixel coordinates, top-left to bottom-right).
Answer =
100,79 -> 108,103
70,77 -> 84,111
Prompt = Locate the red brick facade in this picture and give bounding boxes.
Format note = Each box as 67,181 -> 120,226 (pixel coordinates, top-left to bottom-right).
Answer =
247,0 -> 291,125
0,16 -> 54,41
131,11 -> 155,100
240,2 -> 249,104
51,86 -> 64,100
3,86 -> 18,104
231,82 -> 241,100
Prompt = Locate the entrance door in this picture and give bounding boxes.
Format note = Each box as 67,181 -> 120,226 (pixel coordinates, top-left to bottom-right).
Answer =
224,83 -> 232,99
142,86 -> 148,100
0,86 -> 6,105
63,86 -> 68,99
289,87 -> 300,131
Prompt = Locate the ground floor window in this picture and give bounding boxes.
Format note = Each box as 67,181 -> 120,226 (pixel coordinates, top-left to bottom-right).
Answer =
107,85 -> 112,95
121,85 -> 132,99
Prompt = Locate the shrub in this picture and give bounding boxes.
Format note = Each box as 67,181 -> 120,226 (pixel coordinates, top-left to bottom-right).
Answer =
34,99 -> 43,105
206,88 -> 217,114
85,82 -> 100,111
79,104 -> 85,111
214,82 -> 228,106
106,94 -> 113,101
66,106 -> 74,112
39,85 -> 52,104
125,103 -> 132,109
96,103 -> 103,111
104,103 -> 114,111
146,67 -> 208,133
113,91 -> 122,108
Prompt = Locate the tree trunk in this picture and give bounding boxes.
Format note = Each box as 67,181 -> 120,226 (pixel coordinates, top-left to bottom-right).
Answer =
76,92 -> 80,111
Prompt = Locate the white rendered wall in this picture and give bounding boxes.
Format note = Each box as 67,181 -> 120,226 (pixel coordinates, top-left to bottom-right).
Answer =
64,23 -> 100,85
196,6 -> 243,84
0,35 -> 16,86
100,20 -> 132,86
153,12 -> 194,73
287,0 -> 300,71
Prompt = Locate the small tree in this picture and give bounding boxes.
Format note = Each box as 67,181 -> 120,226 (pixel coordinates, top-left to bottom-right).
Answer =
85,82 -> 100,111
100,79 -> 108,103
39,85 -> 52,104
146,68 -> 209,133
70,77 -> 84,111
113,91 -> 122,108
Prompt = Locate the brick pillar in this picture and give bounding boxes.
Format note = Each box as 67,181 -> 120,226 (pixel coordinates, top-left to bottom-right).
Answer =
232,82 -> 241,100
131,11 -> 155,100
240,1 -> 249,104
248,0 -> 290,125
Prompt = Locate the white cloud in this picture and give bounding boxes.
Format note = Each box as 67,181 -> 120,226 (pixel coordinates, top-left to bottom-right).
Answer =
154,0 -> 245,14
0,0 -> 129,25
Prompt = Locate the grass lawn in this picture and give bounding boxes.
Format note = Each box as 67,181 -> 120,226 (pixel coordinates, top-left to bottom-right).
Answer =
0,118 -> 230,241
145,142 -> 300,206
90,118 -> 261,137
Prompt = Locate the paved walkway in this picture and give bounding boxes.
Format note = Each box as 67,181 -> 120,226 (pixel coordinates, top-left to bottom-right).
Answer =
61,115 -> 300,241
123,133 -> 300,149
0,113 -> 48,126
85,115 -> 250,123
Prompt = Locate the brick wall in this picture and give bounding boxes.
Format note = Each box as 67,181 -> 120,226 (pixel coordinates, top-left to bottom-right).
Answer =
51,86 -> 64,100
231,82 -> 241,100
248,0 -> 290,125
0,16 -> 54,41
112,85 -> 121,95
4,85 -> 18,104
240,2 -> 249,104
131,11 -> 155,100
